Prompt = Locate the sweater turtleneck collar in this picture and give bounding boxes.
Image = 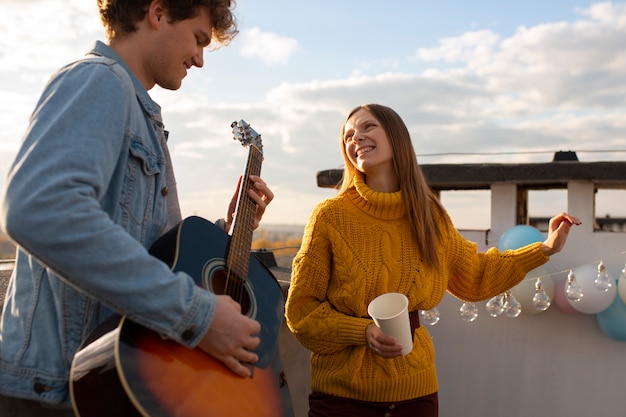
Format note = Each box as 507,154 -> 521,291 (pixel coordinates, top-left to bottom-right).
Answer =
347,172 -> 406,220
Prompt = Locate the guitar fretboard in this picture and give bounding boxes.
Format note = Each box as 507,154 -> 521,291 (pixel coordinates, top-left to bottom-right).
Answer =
225,128 -> 264,283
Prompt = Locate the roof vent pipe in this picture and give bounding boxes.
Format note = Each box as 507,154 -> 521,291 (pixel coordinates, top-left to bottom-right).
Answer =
553,151 -> 579,162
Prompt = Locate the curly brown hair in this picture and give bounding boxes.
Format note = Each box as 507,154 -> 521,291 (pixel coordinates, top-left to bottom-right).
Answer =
97,0 -> 238,47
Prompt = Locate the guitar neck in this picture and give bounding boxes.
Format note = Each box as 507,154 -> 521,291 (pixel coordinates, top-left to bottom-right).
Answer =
226,139 -> 263,281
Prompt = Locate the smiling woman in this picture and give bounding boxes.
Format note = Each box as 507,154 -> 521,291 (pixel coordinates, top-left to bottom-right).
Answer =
285,103 -> 581,417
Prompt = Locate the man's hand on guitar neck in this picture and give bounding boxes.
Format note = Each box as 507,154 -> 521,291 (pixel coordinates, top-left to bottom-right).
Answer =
224,175 -> 275,233
197,295 -> 262,377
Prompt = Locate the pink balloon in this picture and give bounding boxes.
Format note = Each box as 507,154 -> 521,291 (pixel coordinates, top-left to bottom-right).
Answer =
553,276 -> 579,314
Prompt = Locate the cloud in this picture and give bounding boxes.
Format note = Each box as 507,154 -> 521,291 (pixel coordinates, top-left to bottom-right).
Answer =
416,30 -> 501,64
257,1 -> 626,170
0,1 -> 101,73
415,2 -> 626,111
580,1 -> 626,28
238,28 -> 299,65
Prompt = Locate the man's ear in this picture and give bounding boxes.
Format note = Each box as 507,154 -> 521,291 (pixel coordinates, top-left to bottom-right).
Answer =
147,0 -> 166,29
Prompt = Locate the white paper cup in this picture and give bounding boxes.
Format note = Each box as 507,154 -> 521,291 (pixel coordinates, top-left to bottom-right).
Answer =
367,292 -> 413,356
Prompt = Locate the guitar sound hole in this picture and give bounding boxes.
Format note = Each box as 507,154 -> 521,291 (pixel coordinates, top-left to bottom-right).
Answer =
210,269 -> 252,315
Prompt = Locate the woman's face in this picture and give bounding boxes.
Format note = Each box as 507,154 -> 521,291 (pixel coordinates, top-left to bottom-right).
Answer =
343,108 -> 394,178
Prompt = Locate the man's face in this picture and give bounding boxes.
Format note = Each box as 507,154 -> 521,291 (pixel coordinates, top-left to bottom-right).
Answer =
150,7 -> 213,90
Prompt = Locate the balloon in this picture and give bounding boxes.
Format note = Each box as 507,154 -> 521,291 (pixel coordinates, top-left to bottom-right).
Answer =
618,269 -> 626,304
510,266 -> 554,315
596,288 -> 626,342
567,264 -> 616,314
498,225 -> 545,251
553,275 -> 579,314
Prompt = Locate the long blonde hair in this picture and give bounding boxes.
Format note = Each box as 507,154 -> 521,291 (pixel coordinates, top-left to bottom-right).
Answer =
338,104 -> 446,268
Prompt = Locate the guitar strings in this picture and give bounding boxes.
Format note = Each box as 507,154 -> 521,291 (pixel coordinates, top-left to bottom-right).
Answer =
224,143 -> 263,309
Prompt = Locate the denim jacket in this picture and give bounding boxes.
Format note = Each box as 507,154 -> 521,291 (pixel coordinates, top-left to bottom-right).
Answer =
0,41 -> 216,404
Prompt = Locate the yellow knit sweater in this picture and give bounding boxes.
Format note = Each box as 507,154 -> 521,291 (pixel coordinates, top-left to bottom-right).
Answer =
285,174 -> 549,402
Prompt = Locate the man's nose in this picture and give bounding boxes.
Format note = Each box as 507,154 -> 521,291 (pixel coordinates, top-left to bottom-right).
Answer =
192,48 -> 204,68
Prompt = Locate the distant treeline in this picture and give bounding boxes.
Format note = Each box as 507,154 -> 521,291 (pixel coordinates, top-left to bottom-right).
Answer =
0,234 -> 15,260
252,225 -> 304,255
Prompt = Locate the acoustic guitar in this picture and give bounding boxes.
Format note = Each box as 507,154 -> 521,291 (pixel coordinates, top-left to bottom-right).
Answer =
70,120 -> 294,417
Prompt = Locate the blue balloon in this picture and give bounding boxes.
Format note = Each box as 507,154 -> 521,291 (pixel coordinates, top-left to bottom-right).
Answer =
596,287 -> 626,342
498,225 -> 545,250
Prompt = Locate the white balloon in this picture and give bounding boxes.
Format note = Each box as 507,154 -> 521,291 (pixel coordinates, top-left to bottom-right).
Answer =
567,263 -> 616,314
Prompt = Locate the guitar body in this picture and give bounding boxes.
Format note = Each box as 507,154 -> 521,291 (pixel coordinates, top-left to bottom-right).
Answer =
149,215 -> 286,370
71,216 -> 293,417
71,120 -> 293,416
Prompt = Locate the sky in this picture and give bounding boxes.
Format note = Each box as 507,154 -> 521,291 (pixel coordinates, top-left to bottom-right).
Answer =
1,0 -> 625,229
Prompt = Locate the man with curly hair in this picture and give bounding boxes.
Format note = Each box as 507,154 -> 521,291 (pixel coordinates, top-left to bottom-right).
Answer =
0,1 -> 279,415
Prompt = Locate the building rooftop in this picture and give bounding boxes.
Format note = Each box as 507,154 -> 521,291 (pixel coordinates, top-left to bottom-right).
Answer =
317,152 -> 626,191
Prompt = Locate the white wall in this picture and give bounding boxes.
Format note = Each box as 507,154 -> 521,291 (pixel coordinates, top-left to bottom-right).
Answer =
429,285 -> 626,416
430,180 -> 626,416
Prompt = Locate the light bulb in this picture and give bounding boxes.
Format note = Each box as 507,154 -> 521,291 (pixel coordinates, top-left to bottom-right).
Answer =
420,308 -> 440,326
503,290 -> 522,318
565,269 -> 583,302
620,264 -> 626,281
485,294 -> 505,317
594,260 -> 612,291
532,278 -> 551,311
459,302 -> 478,322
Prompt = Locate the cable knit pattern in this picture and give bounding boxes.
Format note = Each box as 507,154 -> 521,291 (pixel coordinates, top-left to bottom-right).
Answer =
285,173 -> 549,402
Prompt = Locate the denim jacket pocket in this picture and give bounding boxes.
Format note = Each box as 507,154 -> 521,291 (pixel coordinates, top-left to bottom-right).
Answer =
129,138 -> 162,176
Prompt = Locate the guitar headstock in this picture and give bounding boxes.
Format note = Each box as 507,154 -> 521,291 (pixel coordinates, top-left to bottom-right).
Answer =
231,120 -> 263,154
